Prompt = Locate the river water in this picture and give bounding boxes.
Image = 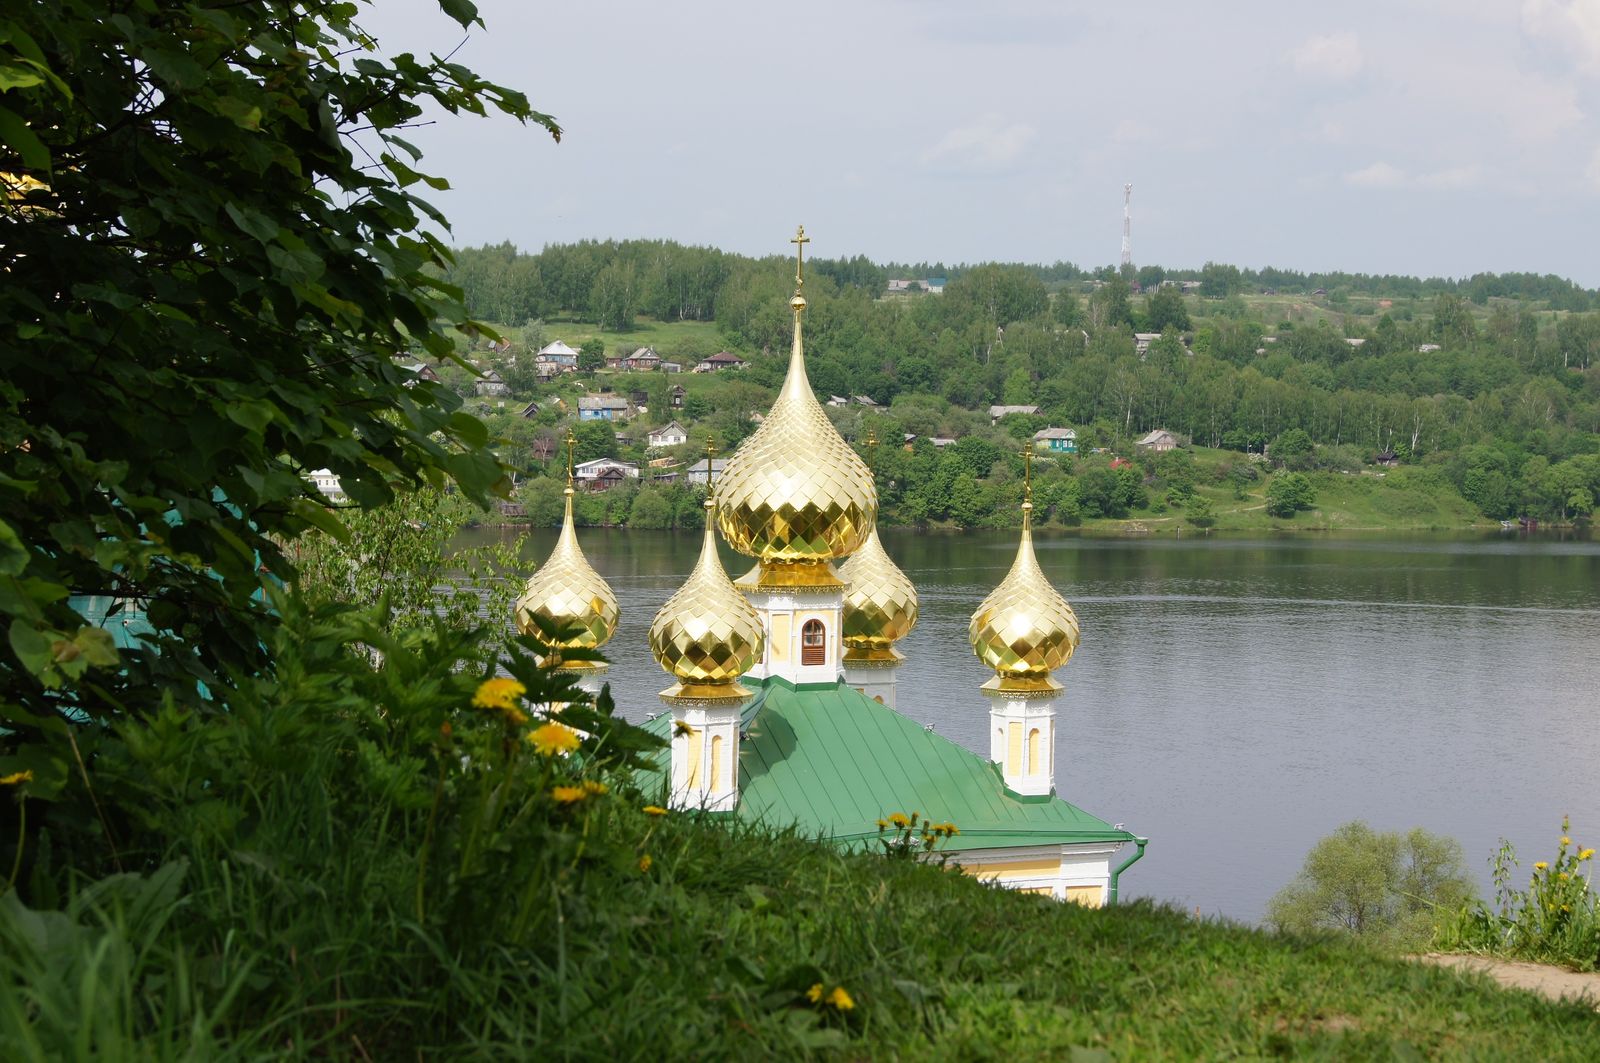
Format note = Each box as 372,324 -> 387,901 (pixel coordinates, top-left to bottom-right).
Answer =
464,526 -> 1600,923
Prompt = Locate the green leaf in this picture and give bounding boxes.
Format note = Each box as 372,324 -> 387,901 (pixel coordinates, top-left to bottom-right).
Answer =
291,498 -> 350,543
224,203 -> 278,243
8,620 -> 55,678
214,96 -> 262,131
437,0 -> 482,29
72,626 -> 120,668
0,517 -> 26,576
0,103 -> 50,173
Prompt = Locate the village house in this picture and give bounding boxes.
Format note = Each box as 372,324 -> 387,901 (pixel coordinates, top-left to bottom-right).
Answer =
535,341 -> 580,373
395,361 -> 440,384
647,420 -> 689,449
1374,450 -> 1400,467
827,395 -> 849,407
573,458 -> 639,483
669,384 -> 686,409
694,351 -> 747,372
988,404 -> 1039,424
474,368 -> 510,397
931,436 -> 958,448
1134,333 -> 1161,356
577,394 -> 632,421
307,469 -> 345,501
660,360 -> 683,373
622,347 -> 662,371
518,400 -> 540,419
1418,343 -> 1442,353
1135,429 -> 1180,453
683,458 -> 730,486
1033,427 -> 1078,454
852,395 -> 879,408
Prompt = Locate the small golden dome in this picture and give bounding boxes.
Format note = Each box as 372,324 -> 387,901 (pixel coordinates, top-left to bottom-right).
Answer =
840,527 -> 919,661
968,502 -> 1080,691
515,486 -> 619,666
649,502 -> 765,702
715,239 -> 875,573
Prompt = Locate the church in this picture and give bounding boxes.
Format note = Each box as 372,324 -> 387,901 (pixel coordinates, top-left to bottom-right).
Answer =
515,229 -> 1145,906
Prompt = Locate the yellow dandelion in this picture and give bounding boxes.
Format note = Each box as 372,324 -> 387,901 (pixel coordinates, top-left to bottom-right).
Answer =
876,818 -> 889,830
551,785 -> 587,805
806,983 -> 823,1003
888,812 -> 909,828
826,986 -> 855,1011
582,780 -> 608,796
673,719 -> 695,737
527,722 -> 581,757
638,854 -> 652,873
1580,849 -> 1595,861
0,770 -> 33,786
643,805 -> 669,817
1559,872 -> 1570,881
1561,836 -> 1572,846
472,677 -> 526,711
1534,861 -> 1549,871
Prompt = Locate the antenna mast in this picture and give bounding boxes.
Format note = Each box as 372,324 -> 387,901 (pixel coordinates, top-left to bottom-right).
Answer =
1120,183 -> 1132,270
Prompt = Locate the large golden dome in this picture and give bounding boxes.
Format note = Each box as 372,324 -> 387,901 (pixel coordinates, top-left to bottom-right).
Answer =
649,501 -> 765,702
515,485 -> 619,666
714,231 -> 876,575
840,527 -> 918,660
968,501 -> 1080,691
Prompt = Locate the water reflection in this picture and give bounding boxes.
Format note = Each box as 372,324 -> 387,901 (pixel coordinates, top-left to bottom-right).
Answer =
469,526 -> 1600,922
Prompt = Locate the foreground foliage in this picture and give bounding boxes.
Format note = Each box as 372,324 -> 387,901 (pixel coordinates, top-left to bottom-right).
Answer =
1438,818 -> 1600,972
0,0 -> 546,796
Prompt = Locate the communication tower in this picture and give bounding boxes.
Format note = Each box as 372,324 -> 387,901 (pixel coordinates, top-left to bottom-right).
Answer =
1120,183 -> 1132,270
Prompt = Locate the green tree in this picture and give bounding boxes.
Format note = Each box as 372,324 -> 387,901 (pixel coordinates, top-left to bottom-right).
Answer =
0,0 -> 546,791
1267,822 -> 1475,948
1145,285 -> 1191,332
578,340 -> 606,372
1269,428 -> 1315,469
1199,261 -> 1243,298
1185,495 -> 1215,528
1265,472 -> 1316,517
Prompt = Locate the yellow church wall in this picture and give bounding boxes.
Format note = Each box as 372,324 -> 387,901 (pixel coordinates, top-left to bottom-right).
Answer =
1006,722 -> 1022,776
961,856 -> 1062,879
1065,885 -> 1104,907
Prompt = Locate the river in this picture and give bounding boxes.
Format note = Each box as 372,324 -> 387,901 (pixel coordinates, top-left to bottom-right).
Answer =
461,525 -> 1600,923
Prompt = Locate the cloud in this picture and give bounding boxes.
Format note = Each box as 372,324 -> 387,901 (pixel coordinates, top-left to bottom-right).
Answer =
1345,161 -> 1484,190
1345,161 -> 1406,188
1292,31 -> 1364,80
1522,0 -> 1600,72
921,116 -> 1036,172
1586,145 -> 1600,190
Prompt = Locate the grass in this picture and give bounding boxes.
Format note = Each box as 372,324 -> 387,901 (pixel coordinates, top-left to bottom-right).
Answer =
533,314 -> 725,359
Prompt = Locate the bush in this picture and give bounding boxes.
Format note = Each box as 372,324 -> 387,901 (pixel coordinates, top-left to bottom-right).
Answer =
1267,822 -> 1475,950
1265,472 -> 1316,517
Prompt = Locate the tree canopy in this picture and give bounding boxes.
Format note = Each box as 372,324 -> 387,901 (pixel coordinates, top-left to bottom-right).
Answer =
1,1 -> 551,791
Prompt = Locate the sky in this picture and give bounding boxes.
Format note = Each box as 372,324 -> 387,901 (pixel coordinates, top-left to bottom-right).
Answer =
360,0 -> 1600,286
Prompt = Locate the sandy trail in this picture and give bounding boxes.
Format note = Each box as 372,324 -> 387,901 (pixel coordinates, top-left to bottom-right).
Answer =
1415,953 -> 1600,1010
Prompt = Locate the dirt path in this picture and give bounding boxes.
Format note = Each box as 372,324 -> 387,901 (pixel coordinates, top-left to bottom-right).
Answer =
1414,953 -> 1600,1010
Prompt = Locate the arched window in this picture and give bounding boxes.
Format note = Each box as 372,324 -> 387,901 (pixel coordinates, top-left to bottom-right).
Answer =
800,619 -> 825,665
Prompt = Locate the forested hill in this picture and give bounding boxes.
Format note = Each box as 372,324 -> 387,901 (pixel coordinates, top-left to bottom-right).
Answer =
443,239 -> 1600,527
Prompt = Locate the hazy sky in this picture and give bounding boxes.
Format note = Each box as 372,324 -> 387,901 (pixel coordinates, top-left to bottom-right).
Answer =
361,0 -> 1600,285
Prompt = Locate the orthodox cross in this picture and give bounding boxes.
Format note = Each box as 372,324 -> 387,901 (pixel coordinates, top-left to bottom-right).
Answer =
704,435 -> 718,487
564,429 -> 577,487
791,224 -> 809,291
864,427 -> 878,471
1019,445 -> 1034,503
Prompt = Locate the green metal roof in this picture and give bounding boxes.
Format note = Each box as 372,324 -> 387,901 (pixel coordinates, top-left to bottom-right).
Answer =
640,678 -> 1131,853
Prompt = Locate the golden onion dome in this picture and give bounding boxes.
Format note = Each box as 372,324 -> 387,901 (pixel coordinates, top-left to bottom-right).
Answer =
839,527 -> 919,660
714,235 -> 876,576
968,501 -> 1080,691
514,485 -> 619,666
649,501 -> 765,702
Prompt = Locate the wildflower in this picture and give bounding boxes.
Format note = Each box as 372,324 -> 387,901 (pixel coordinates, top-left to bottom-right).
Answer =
473,677 -> 526,711
888,812 -> 910,828
643,805 -> 669,817
528,722 -> 581,757
674,719 -> 695,736
638,855 -> 652,873
0,770 -> 33,786
876,818 -> 888,830
1534,861 -> 1549,871
582,780 -> 608,796
1559,872 -> 1570,881
1561,836 -> 1572,847
826,986 -> 855,1010
1580,849 -> 1595,861
552,785 -> 587,804
806,983 -> 823,1003
438,721 -> 452,739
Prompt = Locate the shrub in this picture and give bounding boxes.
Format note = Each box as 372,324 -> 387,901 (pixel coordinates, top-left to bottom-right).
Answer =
1266,472 -> 1316,517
